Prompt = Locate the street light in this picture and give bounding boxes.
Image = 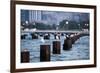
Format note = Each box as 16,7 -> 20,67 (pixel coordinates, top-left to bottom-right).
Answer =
86,23 -> 89,30
78,24 -> 80,30
56,24 -> 59,30
25,20 -> 29,25
65,21 -> 69,30
86,24 -> 89,26
66,21 -> 69,24
83,23 -> 89,31
85,24 -> 89,28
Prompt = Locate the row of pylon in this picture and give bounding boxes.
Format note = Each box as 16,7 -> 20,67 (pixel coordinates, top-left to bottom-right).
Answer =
21,32 -> 89,62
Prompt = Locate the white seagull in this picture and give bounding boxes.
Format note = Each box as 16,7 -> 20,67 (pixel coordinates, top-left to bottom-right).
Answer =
40,36 -> 45,43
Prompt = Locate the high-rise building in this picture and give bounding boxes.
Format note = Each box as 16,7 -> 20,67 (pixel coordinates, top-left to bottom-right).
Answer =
29,10 -> 42,23
21,10 -> 29,23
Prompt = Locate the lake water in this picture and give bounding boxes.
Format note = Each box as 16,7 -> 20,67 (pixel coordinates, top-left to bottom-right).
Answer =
21,33 -> 89,62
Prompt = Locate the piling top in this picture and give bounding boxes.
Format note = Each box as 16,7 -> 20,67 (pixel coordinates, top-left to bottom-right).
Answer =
41,42 -> 50,45
40,44 -> 51,50
53,40 -> 60,42
40,44 -> 50,47
22,49 -> 29,52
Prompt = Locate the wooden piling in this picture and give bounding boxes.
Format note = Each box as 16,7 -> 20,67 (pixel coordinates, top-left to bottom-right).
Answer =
54,34 -> 60,39
44,34 -> 50,40
40,45 -> 50,62
31,33 -> 38,39
53,41 -> 61,54
71,37 -> 75,44
63,37 -> 72,50
71,35 -> 77,44
21,50 -> 29,63
21,35 -> 26,39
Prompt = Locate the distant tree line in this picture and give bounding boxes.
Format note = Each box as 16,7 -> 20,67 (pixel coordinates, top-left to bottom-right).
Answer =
21,19 -> 89,30
59,19 -> 89,30
21,22 -> 56,30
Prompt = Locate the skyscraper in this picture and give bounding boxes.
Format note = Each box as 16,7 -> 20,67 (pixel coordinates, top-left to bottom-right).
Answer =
21,10 -> 29,23
29,10 -> 42,23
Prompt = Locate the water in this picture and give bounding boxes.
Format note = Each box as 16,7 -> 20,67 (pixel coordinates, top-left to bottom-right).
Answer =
21,34 -> 89,62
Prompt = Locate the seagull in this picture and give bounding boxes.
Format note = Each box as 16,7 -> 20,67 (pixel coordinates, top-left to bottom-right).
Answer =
40,36 -> 45,43
56,35 -> 59,40
70,34 -> 74,38
66,34 -> 69,38
64,34 -> 66,39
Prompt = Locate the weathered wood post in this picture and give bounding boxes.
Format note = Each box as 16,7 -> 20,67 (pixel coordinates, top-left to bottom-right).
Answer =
71,33 -> 79,43
61,33 -> 64,36
76,33 -> 81,40
70,34 -> 74,44
44,34 -> 50,40
54,34 -> 60,40
21,49 -> 30,63
40,45 -> 50,62
63,37 -> 72,50
21,34 -> 26,39
31,33 -> 38,39
70,34 -> 76,44
53,41 -> 61,54
71,37 -> 75,44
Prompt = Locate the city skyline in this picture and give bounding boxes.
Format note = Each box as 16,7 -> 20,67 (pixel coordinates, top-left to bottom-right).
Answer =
21,9 -> 90,25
